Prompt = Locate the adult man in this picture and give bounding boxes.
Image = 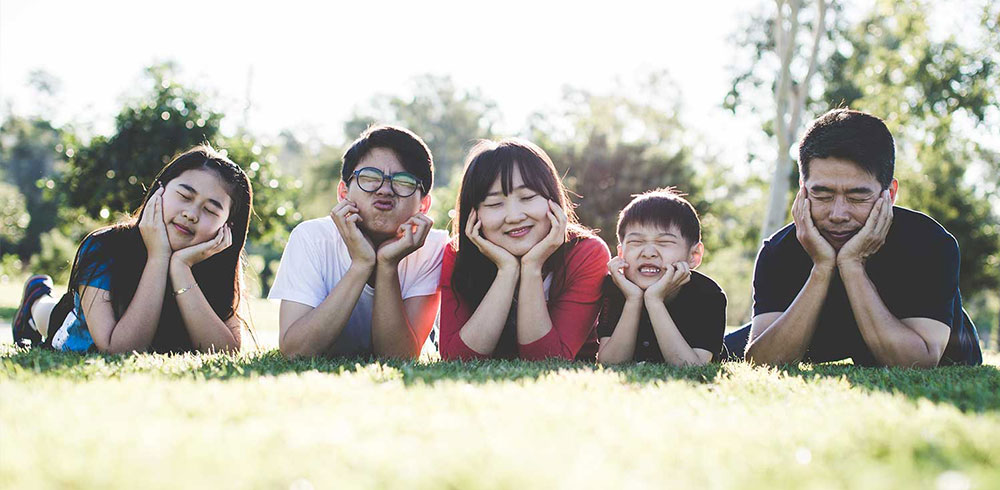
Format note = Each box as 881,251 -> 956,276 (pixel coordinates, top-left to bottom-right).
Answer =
269,125 -> 448,358
725,109 -> 982,367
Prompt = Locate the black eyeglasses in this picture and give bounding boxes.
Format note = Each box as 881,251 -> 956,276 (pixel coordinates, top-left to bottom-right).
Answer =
348,167 -> 424,197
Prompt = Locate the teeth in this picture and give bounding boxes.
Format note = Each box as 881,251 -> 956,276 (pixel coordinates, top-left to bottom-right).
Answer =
639,267 -> 660,274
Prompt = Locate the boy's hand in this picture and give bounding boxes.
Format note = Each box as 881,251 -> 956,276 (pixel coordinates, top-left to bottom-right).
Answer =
607,256 -> 643,301
377,213 -> 433,267
331,200 -> 376,269
644,262 -> 691,304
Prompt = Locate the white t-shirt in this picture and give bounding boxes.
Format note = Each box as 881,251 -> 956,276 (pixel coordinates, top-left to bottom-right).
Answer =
268,216 -> 449,356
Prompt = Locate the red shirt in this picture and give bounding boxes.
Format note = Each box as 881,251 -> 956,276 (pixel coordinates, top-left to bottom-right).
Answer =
439,236 -> 610,361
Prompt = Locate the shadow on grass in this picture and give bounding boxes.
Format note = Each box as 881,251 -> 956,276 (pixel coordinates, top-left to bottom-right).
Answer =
0,347 -> 723,387
772,363 -> 1000,413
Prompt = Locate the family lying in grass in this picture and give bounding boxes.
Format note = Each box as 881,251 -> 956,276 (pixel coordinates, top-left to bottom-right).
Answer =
12,109 -> 984,367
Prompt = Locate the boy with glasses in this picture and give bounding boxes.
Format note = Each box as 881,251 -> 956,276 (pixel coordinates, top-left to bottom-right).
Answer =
270,125 -> 448,359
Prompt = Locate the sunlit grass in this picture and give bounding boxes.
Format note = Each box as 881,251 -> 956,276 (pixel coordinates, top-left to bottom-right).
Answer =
2,347 -> 998,489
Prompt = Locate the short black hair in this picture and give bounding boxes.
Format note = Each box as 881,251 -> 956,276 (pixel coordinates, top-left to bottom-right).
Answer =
341,125 -> 434,195
798,109 -> 895,189
616,188 -> 701,246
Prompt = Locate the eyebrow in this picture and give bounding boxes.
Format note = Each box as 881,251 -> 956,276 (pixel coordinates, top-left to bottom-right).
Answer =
486,184 -> 531,197
179,183 -> 226,211
625,231 -> 679,239
809,185 -> 876,195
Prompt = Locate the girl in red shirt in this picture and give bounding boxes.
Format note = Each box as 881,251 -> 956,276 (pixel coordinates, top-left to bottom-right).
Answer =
439,139 -> 610,361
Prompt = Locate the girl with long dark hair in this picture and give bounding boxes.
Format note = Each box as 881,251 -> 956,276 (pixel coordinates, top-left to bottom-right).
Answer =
12,145 -> 253,353
439,139 -> 610,360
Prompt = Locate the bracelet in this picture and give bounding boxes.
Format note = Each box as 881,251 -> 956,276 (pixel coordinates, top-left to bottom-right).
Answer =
173,284 -> 197,296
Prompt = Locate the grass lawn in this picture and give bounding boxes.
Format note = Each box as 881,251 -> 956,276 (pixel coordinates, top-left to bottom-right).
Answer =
1,347 -> 998,490
3,274 -> 999,489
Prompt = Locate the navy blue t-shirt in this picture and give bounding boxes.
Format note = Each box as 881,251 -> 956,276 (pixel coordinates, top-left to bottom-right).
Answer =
598,270 -> 727,362
752,206 -> 982,366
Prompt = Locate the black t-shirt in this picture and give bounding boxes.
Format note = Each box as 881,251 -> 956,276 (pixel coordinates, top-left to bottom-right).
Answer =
753,206 -> 982,366
598,271 -> 727,362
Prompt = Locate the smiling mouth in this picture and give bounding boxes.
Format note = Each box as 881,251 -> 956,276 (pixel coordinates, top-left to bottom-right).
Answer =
372,199 -> 395,211
638,265 -> 662,276
172,223 -> 194,236
506,226 -> 532,238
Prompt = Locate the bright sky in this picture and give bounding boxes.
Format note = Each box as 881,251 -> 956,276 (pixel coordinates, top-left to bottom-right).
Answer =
1,0 -> 764,161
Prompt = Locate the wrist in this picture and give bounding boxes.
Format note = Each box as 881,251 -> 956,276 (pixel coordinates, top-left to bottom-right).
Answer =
837,259 -> 866,278
643,291 -> 666,305
350,257 -> 376,271
496,265 -> 520,280
811,262 -> 836,279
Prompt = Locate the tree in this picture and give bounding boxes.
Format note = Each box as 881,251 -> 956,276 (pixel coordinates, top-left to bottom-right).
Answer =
342,74 -> 500,185
727,0 -> 831,241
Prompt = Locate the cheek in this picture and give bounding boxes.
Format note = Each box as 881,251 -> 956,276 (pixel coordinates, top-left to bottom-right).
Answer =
477,209 -> 505,240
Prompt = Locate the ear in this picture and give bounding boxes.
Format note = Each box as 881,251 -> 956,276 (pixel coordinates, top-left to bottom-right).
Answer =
688,241 -> 704,269
887,179 -> 899,204
419,193 -> 432,215
337,180 -> 348,201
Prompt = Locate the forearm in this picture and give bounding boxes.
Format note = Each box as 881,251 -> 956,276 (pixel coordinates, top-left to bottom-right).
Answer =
170,262 -> 240,353
596,299 -> 642,364
645,300 -> 707,367
516,268 -> 554,344
371,262 -> 419,359
105,257 -> 170,353
840,262 -> 941,367
280,264 -> 371,358
457,267 -> 519,355
746,265 -> 833,365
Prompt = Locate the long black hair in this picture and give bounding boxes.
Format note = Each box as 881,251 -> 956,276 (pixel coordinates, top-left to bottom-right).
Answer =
450,138 -> 594,311
68,145 -> 253,353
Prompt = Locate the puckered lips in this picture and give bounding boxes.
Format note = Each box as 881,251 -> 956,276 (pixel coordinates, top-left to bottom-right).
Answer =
372,198 -> 395,211
636,263 -> 663,276
504,225 -> 533,238
172,221 -> 195,237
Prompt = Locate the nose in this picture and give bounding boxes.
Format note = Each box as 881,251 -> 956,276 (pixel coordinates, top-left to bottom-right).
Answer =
639,244 -> 659,258
373,180 -> 394,197
181,206 -> 198,223
503,201 -> 528,223
828,197 -> 851,223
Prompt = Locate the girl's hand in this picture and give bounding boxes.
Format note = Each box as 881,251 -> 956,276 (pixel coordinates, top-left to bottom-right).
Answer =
172,224 -> 233,268
465,209 -> 519,272
644,262 -> 691,304
140,186 -> 171,260
520,200 -> 567,272
608,256 -> 643,301
331,200 -> 376,269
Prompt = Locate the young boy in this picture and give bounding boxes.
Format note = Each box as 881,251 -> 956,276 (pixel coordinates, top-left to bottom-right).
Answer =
597,189 -> 727,365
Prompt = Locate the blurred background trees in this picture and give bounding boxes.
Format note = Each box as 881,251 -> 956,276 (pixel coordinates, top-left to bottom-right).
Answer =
1,0 -> 997,346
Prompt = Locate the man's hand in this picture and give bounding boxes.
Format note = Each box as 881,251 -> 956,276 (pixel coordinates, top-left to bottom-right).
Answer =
838,190 -> 893,268
644,262 -> 691,304
377,213 -> 433,267
331,200 -> 376,269
793,187 -> 836,271
607,256 -> 643,302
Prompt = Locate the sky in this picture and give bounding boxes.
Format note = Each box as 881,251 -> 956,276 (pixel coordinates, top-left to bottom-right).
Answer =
0,0 -> 763,162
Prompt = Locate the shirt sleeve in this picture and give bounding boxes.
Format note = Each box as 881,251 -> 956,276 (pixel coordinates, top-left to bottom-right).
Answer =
519,237 -> 611,361
751,239 -> 788,316
267,222 -> 329,308
401,232 -> 447,300
674,283 -> 727,361
891,234 -> 960,327
437,244 -> 490,360
75,234 -> 111,290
